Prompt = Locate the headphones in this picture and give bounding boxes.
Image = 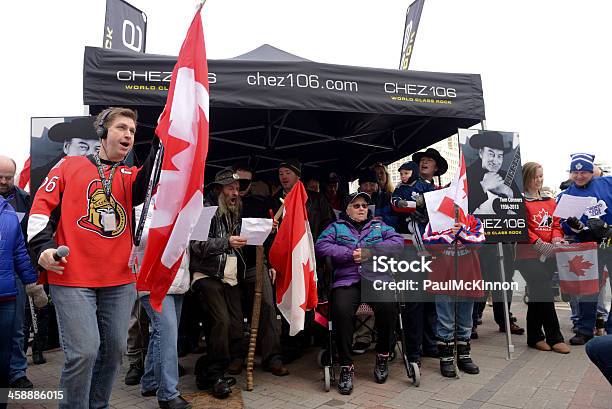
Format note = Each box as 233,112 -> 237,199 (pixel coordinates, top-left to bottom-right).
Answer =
96,109 -> 112,139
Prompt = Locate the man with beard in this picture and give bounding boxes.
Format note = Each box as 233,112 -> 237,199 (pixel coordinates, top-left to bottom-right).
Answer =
227,164 -> 289,376
465,131 -> 520,214
190,168 -> 247,399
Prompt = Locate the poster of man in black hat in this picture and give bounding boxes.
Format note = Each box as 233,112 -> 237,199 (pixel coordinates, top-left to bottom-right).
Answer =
30,116 -> 102,193
460,129 -> 528,242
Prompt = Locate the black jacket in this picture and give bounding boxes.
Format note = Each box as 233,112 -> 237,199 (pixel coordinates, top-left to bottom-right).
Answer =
3,186 -> 30,239
466,162 -> 521,214
189,194 -> 245,282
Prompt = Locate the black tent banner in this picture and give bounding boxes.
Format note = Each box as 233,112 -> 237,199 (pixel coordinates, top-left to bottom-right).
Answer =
83,45 -> 485,178
459,128 -> 528,243
399,0 -> 425,70
103,0 -> 147,53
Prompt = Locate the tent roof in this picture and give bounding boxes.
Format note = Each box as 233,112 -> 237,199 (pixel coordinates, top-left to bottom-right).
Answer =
83,45 -> 485,178
229,44 -> 311,62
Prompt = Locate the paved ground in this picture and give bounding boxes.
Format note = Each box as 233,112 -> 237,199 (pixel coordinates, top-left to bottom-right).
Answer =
7,300 -> 612,409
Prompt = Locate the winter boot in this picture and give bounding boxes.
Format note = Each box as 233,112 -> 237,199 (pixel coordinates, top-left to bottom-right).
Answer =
457,340 -> 479,374
338,365 -> 354,395
373,353 -> 389,384
437,341 -> 456,378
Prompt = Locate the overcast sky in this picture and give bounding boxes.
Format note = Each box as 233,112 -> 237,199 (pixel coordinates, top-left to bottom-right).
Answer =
2,0 -> 610,189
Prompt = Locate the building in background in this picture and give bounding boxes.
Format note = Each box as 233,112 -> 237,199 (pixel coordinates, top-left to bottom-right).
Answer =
596,161 -> 612,176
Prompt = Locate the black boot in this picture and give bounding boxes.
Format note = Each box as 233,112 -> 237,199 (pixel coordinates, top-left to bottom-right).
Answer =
457,340 -> 479,374
338,365 -> 354,395
437,341 -> 456,378
373,353 -> 389,384
125,361 -> 144,385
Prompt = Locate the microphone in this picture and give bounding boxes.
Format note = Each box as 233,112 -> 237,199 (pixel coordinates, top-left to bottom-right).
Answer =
53,246 -> 70,261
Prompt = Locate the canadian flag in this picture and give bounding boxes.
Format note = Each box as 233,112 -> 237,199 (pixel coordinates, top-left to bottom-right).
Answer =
18,156 -> 31,191
137,9 -> 209,311
269,181 -> 318,336
556,242 -> 599,295
425,151 -> 467,232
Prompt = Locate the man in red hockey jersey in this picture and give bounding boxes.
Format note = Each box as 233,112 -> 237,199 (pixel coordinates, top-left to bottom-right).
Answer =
27,107 -> 159,409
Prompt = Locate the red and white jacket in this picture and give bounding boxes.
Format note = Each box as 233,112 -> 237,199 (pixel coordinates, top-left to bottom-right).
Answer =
516,194 -> 564,260
28,149 -> 157,287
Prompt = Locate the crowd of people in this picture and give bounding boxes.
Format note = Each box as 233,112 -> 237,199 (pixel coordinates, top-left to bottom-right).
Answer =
1,106 -> 611,409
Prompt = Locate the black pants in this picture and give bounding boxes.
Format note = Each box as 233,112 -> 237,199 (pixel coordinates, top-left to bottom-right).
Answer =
241,267 -> 282,366
332,285 -> 395,366
517,258 -> 564,346
194,278 -> 243,384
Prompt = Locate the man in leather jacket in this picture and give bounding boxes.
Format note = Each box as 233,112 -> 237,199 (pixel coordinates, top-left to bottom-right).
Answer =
190,168 -> 247,399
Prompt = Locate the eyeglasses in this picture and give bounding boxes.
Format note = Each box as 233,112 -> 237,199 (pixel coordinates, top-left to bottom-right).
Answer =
350,203 -> 369,209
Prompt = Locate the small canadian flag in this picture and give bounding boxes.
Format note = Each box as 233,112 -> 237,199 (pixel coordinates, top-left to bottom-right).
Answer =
425,151 -> 468,232
556,242 -> 600,295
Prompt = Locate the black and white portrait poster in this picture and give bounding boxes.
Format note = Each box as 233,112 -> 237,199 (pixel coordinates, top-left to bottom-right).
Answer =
30,116 -> 103,194
459,129 -> 528,242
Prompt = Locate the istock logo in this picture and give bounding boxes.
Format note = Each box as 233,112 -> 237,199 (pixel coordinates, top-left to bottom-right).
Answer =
372,255 -> 432,273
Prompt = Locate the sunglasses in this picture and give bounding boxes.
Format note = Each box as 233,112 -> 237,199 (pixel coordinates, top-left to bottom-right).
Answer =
350,203 -> 369,209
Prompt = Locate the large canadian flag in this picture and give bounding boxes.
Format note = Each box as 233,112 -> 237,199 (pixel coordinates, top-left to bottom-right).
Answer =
556,242 -> 599,295
137,9 -> 209,311
425,151 -> 468,232
269,181 -> 318,336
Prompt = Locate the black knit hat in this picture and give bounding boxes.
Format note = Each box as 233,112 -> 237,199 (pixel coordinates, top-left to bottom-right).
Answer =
358,169 -> 378,185
279,158 -> 302,177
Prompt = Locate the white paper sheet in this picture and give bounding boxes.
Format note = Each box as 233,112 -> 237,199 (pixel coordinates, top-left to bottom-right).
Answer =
424,187 -> 454,233
190,206 -> 218,241
16,212 -> 25,222
553,195 -> 597,219
241,218 -> 273,245
368,204 -> 376,215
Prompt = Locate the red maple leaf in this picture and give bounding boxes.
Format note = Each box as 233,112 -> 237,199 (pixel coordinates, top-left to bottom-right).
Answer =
568,255 -> 593,277
299,259 -> 316,312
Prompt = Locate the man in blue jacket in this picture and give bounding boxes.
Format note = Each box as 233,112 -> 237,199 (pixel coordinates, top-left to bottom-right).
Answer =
557,153 -> 612,345
0,192 -> 47,400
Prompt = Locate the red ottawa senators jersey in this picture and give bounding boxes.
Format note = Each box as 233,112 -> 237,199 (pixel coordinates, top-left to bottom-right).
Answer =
28,156 -> 140,287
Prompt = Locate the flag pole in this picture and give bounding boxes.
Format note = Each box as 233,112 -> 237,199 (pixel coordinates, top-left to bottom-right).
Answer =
481,120 -> 513,360
453,204 -> 460,378
134,142 -> 164,246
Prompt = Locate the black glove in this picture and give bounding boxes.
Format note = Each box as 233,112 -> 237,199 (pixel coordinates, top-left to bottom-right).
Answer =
566,217 -> 585,233
587,218 -> 610,239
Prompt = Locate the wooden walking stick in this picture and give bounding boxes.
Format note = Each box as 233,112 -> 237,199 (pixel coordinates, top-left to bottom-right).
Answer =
246,245 -> 265,391
246,205 -> 283,390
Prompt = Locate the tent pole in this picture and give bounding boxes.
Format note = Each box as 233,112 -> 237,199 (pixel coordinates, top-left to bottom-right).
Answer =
481,120 -> 513,360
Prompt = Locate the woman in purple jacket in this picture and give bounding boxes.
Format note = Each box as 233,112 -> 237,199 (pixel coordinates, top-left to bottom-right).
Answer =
315,192 -> 403,395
